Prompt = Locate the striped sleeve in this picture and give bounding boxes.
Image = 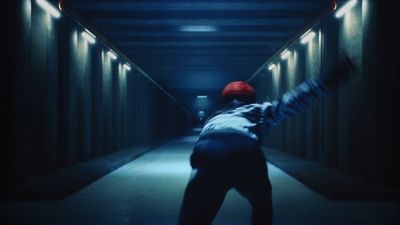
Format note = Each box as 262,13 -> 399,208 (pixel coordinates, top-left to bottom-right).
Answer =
263,78 -> 329,126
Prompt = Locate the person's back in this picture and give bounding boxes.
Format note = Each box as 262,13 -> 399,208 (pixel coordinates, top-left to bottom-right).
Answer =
178,51 -> 355,225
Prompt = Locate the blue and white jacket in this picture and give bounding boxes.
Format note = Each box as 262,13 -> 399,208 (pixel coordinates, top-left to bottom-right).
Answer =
192,78 -> 329,164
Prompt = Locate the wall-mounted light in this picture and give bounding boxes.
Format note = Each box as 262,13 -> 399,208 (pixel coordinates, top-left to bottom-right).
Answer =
280,49 -> 291,60
335,0 -> 357,18
123,64 -> 131,71
107,51 -> 117,60
197,95 -> 208,99
36,0 -> 61,18
58,0 -> 64,11
268,64 -> 276,71
332,1 -> 338,11
300,29 -> 316,44
81,29 -> 96,44
180,25 -> 218,32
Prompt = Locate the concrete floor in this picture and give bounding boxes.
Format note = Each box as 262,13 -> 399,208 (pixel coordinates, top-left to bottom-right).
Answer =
1,135 -> 399,225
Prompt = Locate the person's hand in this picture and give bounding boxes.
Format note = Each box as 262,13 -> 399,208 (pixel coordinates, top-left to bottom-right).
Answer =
322,50 -> 357,90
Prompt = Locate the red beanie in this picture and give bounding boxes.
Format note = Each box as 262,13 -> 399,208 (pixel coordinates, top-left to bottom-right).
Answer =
221,81 -> 256,99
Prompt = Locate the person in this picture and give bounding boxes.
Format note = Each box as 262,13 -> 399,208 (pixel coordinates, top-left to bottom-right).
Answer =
178,50 -> 356,225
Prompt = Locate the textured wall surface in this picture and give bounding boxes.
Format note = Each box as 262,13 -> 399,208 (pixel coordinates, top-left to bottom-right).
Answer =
250,0 -> 380,181
11,0 -> 192,184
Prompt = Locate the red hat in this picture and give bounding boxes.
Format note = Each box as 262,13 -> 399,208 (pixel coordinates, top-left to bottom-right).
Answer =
221,81 -> 256,98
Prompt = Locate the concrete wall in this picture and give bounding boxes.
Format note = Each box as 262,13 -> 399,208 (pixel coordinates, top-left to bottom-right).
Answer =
375,0 -> 400,187
251,0 -> 381,181
9,0 -> 191,184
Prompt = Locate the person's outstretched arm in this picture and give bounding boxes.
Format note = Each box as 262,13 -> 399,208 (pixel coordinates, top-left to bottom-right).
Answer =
263,50 -> 356,126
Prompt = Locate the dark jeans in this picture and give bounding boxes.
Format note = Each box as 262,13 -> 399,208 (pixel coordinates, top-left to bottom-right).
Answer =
178,152 -> 272,225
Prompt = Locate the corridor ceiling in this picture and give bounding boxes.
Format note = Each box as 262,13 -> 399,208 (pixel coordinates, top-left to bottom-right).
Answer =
67,0 -> 333,117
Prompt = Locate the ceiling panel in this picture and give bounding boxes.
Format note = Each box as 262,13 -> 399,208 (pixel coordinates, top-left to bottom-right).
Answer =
67,0 -> 332,117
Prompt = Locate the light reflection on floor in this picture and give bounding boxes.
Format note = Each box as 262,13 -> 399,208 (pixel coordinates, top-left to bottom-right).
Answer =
0,134 -> 399,225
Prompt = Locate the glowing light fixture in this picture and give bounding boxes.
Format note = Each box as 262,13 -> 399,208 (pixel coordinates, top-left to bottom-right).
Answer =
180,25 -> 218,32
268,64 -> 276,71
107,51 -> 117,60
197,95 -> 208,99
84,29 -> 95,37
198,111 -> 205,117
332,1 -> 338,11
335,0 -> 357,18
58,0 -> 63,11
123,64 -> 131,71
280,50 -> 291,60
81,29 -> 96,44
36,0 -> 61,18
300,30 -> 316,44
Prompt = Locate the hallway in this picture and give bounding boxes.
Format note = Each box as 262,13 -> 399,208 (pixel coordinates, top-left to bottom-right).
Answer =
3,0 -> 400,224
1,134 -> 399,225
